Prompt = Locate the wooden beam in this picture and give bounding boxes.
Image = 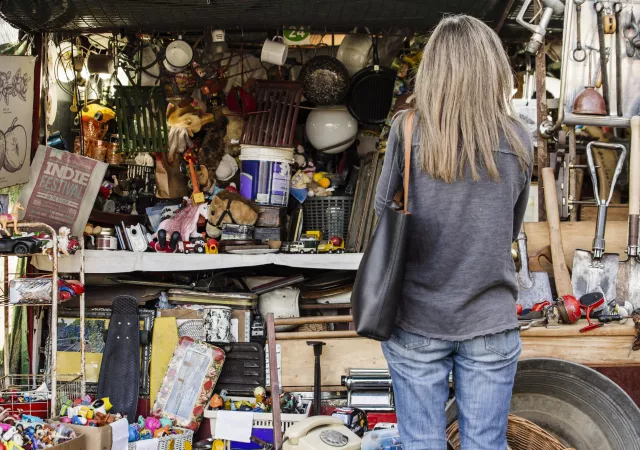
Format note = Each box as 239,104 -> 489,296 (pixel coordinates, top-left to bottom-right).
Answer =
523,220 -> 628,270
278,320 -> 640,388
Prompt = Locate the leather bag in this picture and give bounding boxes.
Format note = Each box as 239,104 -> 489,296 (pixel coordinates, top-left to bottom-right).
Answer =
352,112 -> 415,341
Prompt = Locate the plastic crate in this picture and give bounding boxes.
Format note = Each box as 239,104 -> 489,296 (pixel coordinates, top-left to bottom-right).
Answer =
128,428 -> 193,450
204,396 -> 311,434
302,196 -> 353,239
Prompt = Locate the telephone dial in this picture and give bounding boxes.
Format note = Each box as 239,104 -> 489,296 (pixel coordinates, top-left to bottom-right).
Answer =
283,416 -> 362,450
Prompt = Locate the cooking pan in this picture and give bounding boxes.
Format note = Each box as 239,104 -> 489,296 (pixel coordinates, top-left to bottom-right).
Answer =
346,36 -> 396,124
572,141 -> 626,303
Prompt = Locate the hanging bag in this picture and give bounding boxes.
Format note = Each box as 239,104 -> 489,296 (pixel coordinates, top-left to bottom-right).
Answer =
352,111 -> 415,341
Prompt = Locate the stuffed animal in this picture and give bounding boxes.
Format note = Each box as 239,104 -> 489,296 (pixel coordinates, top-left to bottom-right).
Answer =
206,189 -> 259,238
222,106 -> 243,157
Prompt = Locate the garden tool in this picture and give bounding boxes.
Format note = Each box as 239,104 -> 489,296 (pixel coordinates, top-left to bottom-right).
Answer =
595,1 -> 611,114
614,2 -> 623,116
307,341 -> 326,416
617,117 -> 640,310
572,142 -> 626,303
542,168 -> 573,296
516,230 -> 553,309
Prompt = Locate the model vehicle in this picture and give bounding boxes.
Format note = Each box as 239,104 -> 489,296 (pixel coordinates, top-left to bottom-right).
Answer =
317,236 -> 345,254
184,237 -> 206,254
282,236 -> 319,254
304,230 -> 323,241
0,236 -> 42,255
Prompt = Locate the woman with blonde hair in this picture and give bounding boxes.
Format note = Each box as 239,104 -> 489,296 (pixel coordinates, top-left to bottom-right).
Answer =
374,15 -> 532,450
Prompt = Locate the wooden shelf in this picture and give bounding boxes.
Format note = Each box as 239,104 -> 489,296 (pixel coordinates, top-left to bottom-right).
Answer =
32,250 -> 363,273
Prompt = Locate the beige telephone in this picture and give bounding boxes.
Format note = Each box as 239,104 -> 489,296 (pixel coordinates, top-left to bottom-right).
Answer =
283,416 -> 362,450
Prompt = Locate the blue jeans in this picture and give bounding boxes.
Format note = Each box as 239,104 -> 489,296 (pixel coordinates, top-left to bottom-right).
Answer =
382,327 -> 521,450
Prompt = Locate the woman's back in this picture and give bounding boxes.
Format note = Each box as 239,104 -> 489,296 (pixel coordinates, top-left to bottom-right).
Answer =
375,116 -> 532,341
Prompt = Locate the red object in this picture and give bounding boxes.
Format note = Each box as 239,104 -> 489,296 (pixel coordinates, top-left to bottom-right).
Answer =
98,186 -> 111,198
516,304 -> 523,316
226,87 -> 257,116
531,301 -> 551,312
321,406 -> 397,430
559,295 -> 581,324
579,293 -> 605,333
330,236 -> 344,246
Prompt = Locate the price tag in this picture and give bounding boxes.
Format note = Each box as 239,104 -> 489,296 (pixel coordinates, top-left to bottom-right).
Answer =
283,28 -> 311,46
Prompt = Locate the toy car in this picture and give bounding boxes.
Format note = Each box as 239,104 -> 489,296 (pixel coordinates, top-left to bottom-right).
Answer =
184,238 -> 206,254
317,236 -> 345,254
0,236 -> 42,255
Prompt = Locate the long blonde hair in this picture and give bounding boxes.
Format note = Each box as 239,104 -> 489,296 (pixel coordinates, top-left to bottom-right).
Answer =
412,15 -> 530,182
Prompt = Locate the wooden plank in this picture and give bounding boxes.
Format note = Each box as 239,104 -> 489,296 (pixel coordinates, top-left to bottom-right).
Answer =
520,320 -> 636,337
278,322 -> 640,387
523,221 -> 628,270
519,337 -> 639,367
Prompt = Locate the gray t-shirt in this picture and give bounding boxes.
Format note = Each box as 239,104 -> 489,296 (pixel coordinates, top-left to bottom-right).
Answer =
374,115 -> 532,341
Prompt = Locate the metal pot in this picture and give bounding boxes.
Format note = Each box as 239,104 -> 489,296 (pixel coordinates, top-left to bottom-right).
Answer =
572,86 -> 607,115
299,55 -> 350,106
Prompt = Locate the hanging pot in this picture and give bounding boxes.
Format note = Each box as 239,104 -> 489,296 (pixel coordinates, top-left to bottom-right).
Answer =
164,39 -> 193,74
299,51 -> 350,106
346,36 -> 396,125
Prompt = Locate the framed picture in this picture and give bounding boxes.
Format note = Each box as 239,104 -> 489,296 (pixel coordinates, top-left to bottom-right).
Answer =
55,308 -> 154,396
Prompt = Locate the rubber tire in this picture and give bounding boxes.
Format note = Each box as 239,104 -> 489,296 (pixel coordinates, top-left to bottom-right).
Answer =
195,245 -> 205,254
13,243 -> 29,255
445,358 -> 640,450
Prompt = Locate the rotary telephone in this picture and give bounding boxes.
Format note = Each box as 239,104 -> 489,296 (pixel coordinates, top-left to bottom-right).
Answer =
283,416 -> 362,450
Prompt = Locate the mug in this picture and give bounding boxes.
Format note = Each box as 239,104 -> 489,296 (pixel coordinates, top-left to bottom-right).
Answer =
261,36 -> 288,66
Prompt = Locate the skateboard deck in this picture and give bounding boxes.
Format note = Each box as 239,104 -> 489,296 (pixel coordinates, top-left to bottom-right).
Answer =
97,296 -> 140,422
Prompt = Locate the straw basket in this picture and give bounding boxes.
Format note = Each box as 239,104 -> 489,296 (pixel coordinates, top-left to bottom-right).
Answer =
446,414 -> 573,450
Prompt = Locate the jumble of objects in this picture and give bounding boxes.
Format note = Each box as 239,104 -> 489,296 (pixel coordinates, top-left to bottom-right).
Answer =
0,3 -> 638,450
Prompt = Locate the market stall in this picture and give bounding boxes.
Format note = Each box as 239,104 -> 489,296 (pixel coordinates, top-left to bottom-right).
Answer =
0,0 -> 636,449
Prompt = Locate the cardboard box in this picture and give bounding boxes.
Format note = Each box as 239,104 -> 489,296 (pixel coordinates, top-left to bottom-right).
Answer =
49,419 -> 111,450
52,434 -> 87,450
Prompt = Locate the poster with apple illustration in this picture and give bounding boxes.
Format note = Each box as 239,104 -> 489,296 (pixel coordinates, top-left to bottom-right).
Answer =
0,56 -> 36,188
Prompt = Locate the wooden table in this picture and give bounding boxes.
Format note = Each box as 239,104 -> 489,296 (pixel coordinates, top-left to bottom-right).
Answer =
278,320 -> 639,391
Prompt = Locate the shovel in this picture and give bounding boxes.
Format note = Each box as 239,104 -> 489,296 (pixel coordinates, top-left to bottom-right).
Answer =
516,230 -> 553,309
617,116 -> 640,310
572,141 -> 627,302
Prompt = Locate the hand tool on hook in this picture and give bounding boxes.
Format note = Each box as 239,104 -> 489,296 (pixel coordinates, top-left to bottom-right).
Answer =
573,0 -> 587,62
614,2 -> 623,116
624,10 -> 638,57
595,1 -> 611,114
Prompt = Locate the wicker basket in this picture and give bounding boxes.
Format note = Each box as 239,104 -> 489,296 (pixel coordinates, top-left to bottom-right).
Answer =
128,428 -> 193,450
446,415 -> 571,450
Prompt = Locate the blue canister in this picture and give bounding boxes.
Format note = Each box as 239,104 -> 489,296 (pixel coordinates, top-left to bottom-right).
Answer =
239,145 -> 294,207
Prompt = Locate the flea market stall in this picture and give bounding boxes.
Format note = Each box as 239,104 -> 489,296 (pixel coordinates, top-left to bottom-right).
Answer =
0,0 -> 637,449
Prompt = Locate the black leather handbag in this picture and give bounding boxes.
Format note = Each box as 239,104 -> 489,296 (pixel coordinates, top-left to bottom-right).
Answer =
352,112 -> 415,341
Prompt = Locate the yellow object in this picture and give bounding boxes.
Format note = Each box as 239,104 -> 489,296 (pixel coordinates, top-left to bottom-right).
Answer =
150,317 -> 179,406
214,440 -> 225,450
102,397 -> 113,411
205,242 -> 218,254
313,172 -> 331,188
81,103 -> 116,123
78,405 -> 94,419
304,230 -> 323,240
192,191 -> 206,204
224,399 -> 232,410
317,238 -> 345,253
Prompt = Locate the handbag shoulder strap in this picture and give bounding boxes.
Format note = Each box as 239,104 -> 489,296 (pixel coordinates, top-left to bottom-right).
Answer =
402,111 -> 416,212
